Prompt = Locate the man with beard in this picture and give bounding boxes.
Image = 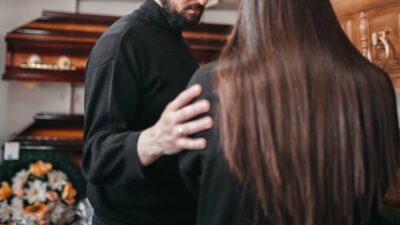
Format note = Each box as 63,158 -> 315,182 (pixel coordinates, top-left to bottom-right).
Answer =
82,0 -> 210,224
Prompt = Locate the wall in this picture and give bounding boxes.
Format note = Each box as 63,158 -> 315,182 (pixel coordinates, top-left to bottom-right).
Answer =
78,0 -> 142,16
78,0 -> 237,24
0,0 -> 237,144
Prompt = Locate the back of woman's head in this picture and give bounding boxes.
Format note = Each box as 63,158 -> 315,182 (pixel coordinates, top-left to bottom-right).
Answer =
215,0 -> 400,225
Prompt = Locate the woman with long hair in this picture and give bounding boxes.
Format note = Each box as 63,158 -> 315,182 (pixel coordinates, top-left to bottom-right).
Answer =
179,0 -> 400,224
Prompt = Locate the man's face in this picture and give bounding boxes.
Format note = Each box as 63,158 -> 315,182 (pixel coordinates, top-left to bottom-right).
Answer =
161,0 -> 208,29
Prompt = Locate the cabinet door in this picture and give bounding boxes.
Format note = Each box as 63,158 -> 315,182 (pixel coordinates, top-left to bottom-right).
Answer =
343,4 -> 400,88
333,0 -> 400,87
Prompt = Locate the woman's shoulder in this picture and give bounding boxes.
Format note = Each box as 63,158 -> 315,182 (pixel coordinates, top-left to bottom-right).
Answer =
188,62 -> 217,96
190,63 -> 216,84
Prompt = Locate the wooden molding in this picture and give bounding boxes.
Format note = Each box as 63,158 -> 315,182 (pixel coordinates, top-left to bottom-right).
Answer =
332,0 -> 400,17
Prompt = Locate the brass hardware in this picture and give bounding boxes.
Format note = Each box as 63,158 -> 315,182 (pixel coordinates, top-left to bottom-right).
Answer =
20,54 -> 76,71
26,54 -> 41,66
371,30 -> 391,67
57,55 -> 73,70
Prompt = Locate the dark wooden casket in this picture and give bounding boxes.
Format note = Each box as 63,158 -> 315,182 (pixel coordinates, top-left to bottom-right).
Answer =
2,11 -> 231,83
9,113 -> 83,166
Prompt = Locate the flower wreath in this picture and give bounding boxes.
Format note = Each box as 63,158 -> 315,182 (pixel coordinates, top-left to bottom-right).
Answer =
0,150 -> 86,225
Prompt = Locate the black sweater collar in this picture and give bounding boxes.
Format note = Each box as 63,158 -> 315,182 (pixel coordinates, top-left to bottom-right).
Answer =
138,0 -> 181,32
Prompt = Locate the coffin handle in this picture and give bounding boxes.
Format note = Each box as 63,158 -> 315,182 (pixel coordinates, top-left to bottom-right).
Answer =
371,30 -> 391,68
20,54 -> 76,71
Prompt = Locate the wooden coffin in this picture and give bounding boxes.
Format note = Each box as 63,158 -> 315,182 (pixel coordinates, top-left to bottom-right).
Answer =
9,113 -> 84,166
3,11 -> 231,83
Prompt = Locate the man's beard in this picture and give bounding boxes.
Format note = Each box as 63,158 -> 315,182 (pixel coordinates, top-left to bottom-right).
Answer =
160,0 -> 205,30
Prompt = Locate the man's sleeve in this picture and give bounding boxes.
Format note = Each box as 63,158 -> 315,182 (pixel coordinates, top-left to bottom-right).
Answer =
82,39 -> 145,187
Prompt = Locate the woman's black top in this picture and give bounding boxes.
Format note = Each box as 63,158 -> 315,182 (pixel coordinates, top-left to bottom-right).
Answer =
179,63 -> 269,225
179,63 -> 386,225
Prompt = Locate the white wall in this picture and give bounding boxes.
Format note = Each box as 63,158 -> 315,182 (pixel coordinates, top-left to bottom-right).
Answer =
78,0 -> 237,24
6,83 -> 72,138
78,0 -> 143,16
0,0 -> 237,144
202,9 -> 237,24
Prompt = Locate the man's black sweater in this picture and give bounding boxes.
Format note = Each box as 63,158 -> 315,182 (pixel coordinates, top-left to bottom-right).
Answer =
83,0 -> 198,224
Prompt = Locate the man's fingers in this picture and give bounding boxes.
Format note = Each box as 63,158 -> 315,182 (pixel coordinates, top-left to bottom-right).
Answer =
166,84 -> 202,111
174,99 -> 210,123
178,116 -> 213,136
176,138 -> 207,150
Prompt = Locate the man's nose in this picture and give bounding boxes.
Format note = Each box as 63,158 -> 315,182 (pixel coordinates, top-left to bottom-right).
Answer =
196,0 -> 208,6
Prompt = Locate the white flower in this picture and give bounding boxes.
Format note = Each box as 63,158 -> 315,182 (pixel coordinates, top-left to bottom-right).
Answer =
25,180 -> 47,204
11,169 -> 29,193
9,196 -> 24,219
47,171 -> 67,191
0,201 -> 10,222
47,201 -> 75,224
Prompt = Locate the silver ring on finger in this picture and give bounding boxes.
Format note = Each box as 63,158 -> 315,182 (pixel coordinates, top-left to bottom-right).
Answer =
176,126 -> 185,136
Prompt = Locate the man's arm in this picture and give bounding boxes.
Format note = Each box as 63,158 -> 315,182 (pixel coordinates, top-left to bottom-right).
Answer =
83,56 -> 145,186
83,38 -> 212,186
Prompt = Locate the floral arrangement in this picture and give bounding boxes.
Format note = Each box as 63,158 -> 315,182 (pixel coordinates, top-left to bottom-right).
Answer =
0,160 -> 78,225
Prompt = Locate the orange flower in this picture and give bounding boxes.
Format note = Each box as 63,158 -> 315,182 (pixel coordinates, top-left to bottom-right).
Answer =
24,202 -> 48,220
61,182 -> 77,205
29,160 -> 52,177
0,181 -> 12,200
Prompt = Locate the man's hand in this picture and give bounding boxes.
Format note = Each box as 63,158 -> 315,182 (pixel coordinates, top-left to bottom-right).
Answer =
137,84 -> 213,166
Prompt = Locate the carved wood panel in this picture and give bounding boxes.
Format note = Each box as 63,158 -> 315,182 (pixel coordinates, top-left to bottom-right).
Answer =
333,1 -> 400,88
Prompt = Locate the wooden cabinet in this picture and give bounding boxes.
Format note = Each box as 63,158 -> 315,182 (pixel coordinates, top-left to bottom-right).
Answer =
332,0 -> 400,88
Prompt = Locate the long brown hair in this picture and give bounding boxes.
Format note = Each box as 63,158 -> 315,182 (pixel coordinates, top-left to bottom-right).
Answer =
215,0 -> 400,225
